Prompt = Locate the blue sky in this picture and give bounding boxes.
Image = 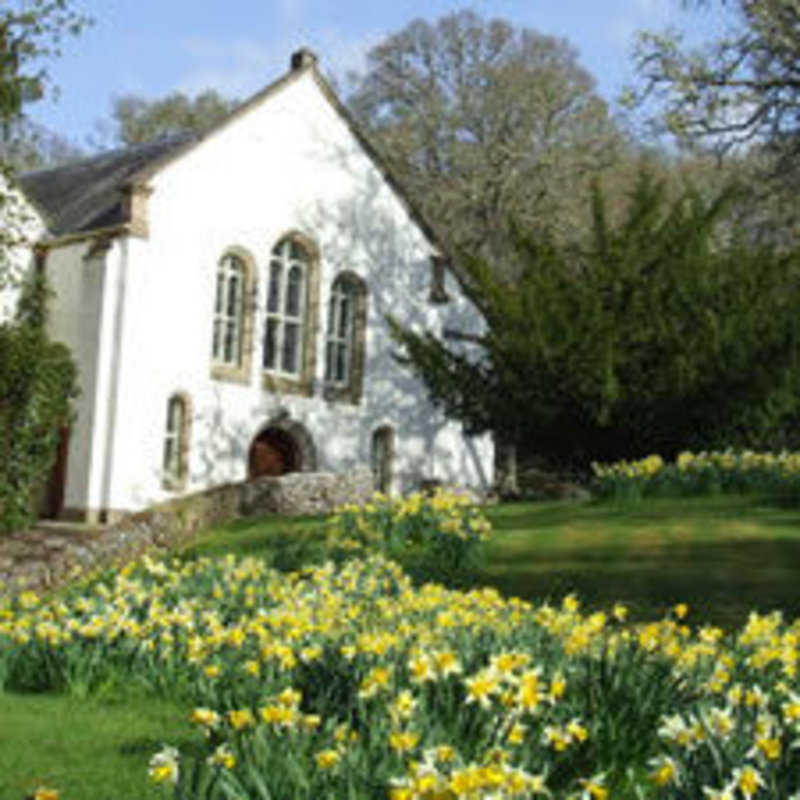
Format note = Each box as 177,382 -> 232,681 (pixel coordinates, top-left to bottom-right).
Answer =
27,0 -> 731,150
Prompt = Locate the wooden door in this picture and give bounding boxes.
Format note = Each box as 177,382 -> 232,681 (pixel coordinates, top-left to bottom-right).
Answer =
41,425 -> 70,518
248,429 -> 297,478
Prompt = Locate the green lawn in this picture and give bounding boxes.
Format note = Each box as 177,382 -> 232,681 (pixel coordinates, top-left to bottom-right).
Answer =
480,494 -> 800,632
0,692 -> 200,800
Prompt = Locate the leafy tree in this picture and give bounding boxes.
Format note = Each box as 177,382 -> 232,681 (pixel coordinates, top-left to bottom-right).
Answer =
345,10 -> 623,266
103,89 -> 238,146
1,0 -> 89,285
0,1 -> 85,531
0,1 -> 89,129
0,117 -> 82,170
629,0 -> 800,245
390,171 -> 800,490
631,1 -> 800,187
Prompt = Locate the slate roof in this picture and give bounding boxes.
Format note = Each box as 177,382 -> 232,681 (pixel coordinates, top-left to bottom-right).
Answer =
18,134 -> 197,237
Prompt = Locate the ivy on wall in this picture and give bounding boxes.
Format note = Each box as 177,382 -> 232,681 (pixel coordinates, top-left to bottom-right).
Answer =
0,268 -> 78,533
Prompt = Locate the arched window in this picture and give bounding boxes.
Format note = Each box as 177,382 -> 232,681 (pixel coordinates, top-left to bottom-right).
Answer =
264,239 -> 309,376
211,250 -> 254,384
262,234 -> 320,397
163,393 -> 191,489
212,253 -> 244,364
325,277 -> 355,384
323,272 -> 367,404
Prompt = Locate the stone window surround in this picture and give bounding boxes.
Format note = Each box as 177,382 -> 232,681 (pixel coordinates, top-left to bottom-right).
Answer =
261,230 -> 320,398
323,270 -> 368,405
210,246 -> 257,385
162,391 -> 192,492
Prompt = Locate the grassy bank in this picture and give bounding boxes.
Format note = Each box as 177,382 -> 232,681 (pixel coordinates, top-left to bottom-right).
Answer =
183,493 -> 800,633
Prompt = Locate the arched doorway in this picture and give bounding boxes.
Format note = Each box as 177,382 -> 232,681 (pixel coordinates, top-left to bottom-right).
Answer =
247,417 -> 318,479
248,427 -> 299,478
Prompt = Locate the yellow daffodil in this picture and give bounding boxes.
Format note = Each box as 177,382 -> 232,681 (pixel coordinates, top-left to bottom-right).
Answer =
732,765 -> 764,799
464,668 -> 500,709
389,729 -> 420,753
315,749 -> 340,769
578,773 -> 609,800
227,708 -> 255,730
648,754 -> 680,787
148,745 -> 179,785
207,744 -> 236,770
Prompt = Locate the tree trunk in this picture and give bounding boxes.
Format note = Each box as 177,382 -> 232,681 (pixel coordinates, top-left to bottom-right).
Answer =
497,438 -> 520,498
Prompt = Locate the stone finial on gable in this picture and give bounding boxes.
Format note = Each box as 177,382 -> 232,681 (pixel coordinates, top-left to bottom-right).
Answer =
291,48 -> 318,71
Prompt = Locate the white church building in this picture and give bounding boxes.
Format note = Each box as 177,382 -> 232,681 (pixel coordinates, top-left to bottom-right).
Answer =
2,49 -> 493,524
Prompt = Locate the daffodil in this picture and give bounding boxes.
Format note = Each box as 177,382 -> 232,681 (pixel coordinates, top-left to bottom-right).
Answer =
464,668 -> 500,709
148,745 -> 179,785
33,788 -> 59,800
702,782 -> 736,800
577,773 -> 608,800
732,765 -> 765,799
389,729 -> 420,753
315,749 -> 340,769
648,754 -> 680,787
207,744 -> 236,769
227,708 -> 255,730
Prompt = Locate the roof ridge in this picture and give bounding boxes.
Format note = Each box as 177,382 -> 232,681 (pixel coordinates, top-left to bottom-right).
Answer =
19,132 -> 198,179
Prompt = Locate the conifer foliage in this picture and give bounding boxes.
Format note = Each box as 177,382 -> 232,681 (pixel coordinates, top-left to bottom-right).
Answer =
390,171 -> 800,473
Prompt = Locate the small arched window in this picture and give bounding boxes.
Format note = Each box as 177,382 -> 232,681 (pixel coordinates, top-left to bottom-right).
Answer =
163,393 -> 191,489
211,250 -> 254,384
264,238 -> 310,377
324,272 -> 367,404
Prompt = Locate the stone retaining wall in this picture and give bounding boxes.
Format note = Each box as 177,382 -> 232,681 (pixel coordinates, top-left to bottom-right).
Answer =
0,470 -> 373,596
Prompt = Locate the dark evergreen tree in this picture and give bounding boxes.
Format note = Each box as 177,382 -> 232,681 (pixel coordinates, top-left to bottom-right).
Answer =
390,170 -> 800,487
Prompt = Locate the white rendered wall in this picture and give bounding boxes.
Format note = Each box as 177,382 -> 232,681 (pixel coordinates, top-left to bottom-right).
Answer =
94,69 -> 492,514
44,240 -> 125,515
